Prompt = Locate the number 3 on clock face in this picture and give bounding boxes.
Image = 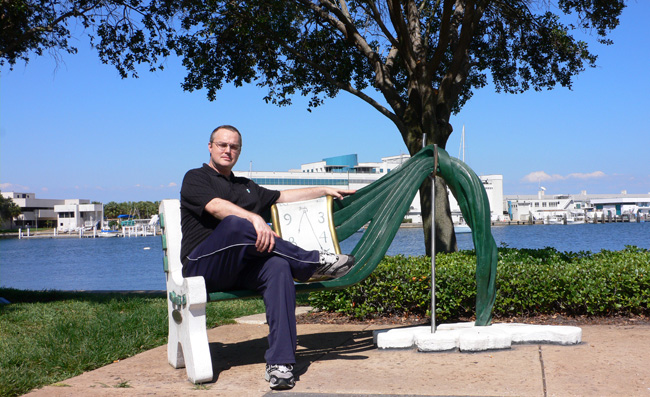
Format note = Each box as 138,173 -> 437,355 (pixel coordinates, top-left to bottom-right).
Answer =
270,196 -> 341,254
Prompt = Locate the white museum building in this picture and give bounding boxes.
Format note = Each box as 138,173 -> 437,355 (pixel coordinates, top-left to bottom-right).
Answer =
235,153 -> 505,224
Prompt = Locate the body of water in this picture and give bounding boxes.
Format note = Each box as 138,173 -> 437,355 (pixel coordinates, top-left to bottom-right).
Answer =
1,236 -> 165,291
1,222 -> 648,291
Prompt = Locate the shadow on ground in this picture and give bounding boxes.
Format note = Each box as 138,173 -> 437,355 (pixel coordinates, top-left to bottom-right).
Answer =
208,329 -> 376,382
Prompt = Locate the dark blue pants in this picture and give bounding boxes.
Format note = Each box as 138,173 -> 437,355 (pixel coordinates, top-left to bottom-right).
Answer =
183,215 -> 320,364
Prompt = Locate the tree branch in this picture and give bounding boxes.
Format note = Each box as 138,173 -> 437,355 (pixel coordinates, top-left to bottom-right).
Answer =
295,1 -> 407,119
336,0 -> 352,22
360,0 -> 399,48
386,0 -> 417,73
427,0 -> 454,77
275,36 -> 404,127
385,44 -> 399,69
449,0 -> 484,77
0,2 -> 98,58
308,0 -> 374,56
438,0 -> 486,113
404,0 -> 423,62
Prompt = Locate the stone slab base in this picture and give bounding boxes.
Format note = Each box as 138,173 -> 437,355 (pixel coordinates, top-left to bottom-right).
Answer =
374,322 -> 582,352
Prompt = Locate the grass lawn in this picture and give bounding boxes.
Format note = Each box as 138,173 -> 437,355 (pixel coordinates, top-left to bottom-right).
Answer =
0,288 -> 268,397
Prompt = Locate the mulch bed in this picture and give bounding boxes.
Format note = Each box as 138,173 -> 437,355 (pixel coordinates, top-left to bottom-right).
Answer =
297,311 -> 650,326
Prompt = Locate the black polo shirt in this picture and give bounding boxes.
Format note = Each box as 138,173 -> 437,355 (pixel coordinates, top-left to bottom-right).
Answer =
179,164 -> 281,264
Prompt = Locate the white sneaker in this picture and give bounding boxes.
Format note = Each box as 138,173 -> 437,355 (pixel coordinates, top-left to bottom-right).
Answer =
312,252 -> 355,280
265,364 -> 295,390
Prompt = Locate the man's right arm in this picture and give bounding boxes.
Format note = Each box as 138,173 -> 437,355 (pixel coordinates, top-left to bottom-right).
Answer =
204,197 -> 278,253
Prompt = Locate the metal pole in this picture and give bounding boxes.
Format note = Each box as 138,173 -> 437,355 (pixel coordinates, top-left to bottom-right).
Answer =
424,135 -> 437,333
430,151 -> 437,334
430,173 -> 436,334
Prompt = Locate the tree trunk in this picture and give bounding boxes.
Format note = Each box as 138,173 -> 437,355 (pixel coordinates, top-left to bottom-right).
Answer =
401,125 -> 456,255
404,112 -> 456,255
419,176 -> 457,256
392,78 -> 456,255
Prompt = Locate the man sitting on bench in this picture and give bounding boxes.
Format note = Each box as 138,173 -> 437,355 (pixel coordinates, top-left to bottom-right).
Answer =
180,125 -> 355,390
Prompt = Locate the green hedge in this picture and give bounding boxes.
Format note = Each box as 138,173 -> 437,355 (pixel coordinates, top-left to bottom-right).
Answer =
309,246 -> 650,321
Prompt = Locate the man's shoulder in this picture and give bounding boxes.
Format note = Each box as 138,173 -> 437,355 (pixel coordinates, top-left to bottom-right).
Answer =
231,173 -> 253,184
183,164 -> 214,180
185,164 -> 211,175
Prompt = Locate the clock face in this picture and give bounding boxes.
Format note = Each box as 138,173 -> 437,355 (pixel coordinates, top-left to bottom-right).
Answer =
271,196 -> 341,254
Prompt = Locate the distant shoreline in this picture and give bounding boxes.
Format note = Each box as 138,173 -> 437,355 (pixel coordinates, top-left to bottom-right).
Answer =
2,217 -> 644,240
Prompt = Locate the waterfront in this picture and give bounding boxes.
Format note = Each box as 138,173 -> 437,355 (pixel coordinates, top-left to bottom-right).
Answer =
1,222 -> 648,291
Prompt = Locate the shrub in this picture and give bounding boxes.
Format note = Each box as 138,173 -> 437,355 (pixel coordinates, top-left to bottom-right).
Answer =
309,246 -> 650,321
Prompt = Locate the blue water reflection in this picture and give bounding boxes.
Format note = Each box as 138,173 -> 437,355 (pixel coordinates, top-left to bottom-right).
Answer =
1,222 -> 648,291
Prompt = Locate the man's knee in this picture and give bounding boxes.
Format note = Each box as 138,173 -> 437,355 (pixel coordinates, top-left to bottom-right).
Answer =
220,215 -> 250,229
219,215 -> 256,238
261,257 -> 294,285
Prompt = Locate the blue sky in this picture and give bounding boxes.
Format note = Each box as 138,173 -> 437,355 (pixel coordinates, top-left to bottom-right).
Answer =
2,2 -> 649,203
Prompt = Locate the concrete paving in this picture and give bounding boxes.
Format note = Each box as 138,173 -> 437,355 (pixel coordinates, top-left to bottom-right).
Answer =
27,316 -> 650,396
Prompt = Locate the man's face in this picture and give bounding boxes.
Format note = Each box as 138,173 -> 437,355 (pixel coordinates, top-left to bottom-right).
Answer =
208,128 -> 242,174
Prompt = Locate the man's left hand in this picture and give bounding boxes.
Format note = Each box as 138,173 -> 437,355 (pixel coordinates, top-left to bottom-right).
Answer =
323,188 -> 356,200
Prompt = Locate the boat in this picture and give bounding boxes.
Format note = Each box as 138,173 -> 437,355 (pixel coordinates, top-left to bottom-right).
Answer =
454,217 -> 472,233
544,211 -> 586,225
453,127 -> 472,235
118,214 -> 136,227
544,215 -> 565,225
98,229 -> 120,237
566,214 -> 586,225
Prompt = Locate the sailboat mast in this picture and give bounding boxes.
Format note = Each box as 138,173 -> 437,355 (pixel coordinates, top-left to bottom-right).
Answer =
460,125 -> 465,162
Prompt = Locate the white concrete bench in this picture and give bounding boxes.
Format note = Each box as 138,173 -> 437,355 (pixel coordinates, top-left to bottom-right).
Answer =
160,199 -> 214,383
159,197 -> 340,383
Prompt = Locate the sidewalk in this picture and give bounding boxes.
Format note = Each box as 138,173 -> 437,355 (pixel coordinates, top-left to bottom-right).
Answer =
27,320 -> 650,396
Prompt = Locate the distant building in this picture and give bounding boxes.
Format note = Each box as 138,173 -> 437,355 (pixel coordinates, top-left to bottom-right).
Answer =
589,195 -> 650,219
505,190 -> 650,223
1,192 -> 59,229
1,192 -> 103,231
55,200 -> 104,232
450,174 -> 505,224
237,153 -> 505,223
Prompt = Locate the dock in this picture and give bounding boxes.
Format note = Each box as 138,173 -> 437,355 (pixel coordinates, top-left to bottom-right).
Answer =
13,225 -> 160,239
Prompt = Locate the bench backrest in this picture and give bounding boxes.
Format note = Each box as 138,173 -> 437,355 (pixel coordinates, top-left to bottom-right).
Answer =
160,199 -> 183,276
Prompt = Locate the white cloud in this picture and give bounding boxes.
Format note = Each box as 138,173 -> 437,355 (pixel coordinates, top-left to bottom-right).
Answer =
0,182 -> 30,191
167,182 -> 177,187
521,171 -> 563,183
522,170 -> 607,183
566,171 -> 606,179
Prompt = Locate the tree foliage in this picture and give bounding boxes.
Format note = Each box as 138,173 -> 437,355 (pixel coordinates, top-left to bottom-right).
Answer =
103,201 -> 160,219
158,0 -> 625,253
0,192 -> 22,225
1,0 -> 626,253
153,0 -> 624,151
0,0 -> 171,72
3,1 -> 625,142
